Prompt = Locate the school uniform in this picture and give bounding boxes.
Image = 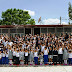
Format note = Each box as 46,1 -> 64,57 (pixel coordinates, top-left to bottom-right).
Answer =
63,47 -> 68,64
5,53 -> 9,64
24,51 -> 29,64
13,51 -> 16,64
8,50 -> 13,65
16,52 -> 20,65
29,51 -> 34,65
34,51 -> 38,65
58,48 -> 63,64
41,45 -> 45,52
68,52 -> 72,65
19,51 -> 24,60
44,49 -> 48,64
2,53 -> 6,64
53,50 -> 58,65
0,53 -> 2,64
19,51 -> 24,65
48,50 -> 53,59
39,54 -> 43,65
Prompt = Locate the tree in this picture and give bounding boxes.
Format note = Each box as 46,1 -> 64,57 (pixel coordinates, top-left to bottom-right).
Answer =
27,19 -> 35,25
0,8 -> 35,25
68,2 -> 72,24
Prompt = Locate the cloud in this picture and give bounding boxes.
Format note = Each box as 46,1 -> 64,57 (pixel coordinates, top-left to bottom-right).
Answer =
62,22 -> 68,25
43,18 -> 60,25
24,9 -> 35,16
36,18 -> 68,25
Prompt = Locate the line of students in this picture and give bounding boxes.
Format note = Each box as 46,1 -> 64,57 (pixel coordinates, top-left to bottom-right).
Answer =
0,46 -> 72,65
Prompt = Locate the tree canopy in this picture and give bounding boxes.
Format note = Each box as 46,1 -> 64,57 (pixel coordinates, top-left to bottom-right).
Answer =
68,2 -> 72,21
0,8 -> 35,25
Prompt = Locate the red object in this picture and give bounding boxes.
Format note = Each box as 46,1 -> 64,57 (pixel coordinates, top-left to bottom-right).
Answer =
53,64 -> 54,65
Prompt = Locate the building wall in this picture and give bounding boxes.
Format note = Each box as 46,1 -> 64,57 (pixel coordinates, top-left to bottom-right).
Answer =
0,25 -> 72,37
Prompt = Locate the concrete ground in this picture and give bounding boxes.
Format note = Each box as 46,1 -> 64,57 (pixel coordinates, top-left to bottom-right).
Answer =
0,66 -> 72,72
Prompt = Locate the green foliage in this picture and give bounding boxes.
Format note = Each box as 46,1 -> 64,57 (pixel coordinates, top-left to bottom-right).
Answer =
0,8 -> 35,25
27,19 -> 35,25
68,2 -> 72,20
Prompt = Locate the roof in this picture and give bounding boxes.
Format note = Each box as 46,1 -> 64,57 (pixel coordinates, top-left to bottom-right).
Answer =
0,25 -> 72,28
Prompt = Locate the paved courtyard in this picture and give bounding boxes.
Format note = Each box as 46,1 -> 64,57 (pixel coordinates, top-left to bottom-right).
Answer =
0,66 -> 72,72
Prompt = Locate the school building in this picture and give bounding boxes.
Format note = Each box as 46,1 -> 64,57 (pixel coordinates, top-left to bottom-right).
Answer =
0,25 -> 72,37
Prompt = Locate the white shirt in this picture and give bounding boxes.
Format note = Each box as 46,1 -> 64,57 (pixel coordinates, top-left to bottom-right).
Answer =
19,51 -> 24,56
0,53 -> 2,58
58,48 -> 63,54
34,37 -> 36,40
16,52 -> 19,57
3,41 -> 8,46
34,52 -> 38,57
25,52 -> 28,56
44,49 -> 48,55
41,45 -> 45,52
0,39 -> 2,43
69,53 -> 72,58
13,51 -> 16,56
2,53 -> 6,57
8,42 -> 13,46
6,53 -> 8,57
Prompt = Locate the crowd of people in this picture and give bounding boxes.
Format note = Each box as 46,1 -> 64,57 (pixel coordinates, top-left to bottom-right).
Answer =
0,32 -> 72,65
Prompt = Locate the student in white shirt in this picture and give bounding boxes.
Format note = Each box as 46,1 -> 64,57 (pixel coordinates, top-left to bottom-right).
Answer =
41,43 -> 45,52
43,47 -> 49,65
58,44 -> 63,64
0,50 -> 2,64
24,49 -> 29,65
13,48 -> 16,65
8,40 -> 13,47
34,49 -> 38,65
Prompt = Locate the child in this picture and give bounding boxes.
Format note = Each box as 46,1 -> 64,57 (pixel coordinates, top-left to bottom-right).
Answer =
68,49 -> 72,65
8,47 -> 13,65
39,52 -> 43,65
19,49 -> 24,65
63,45 -> 68,65
24,49 -> 29,65
16,49 -> 20,65
53,47 -> 58,65
34,49 -> 38,65
48,47 -> 53,65
2,51 -> 6,64
5,51 -> 9,64
58,44 -> 63,65
43,47 -> 49,65
13,48 -> 16,65
29,49 -> 34,65
0,50 -> 2,64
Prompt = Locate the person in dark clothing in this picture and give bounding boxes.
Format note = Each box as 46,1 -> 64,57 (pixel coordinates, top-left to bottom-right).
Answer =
24,49 -> 29,65
53,47 -> 58,65
65,32 -> 69,41
48,47 -> 53,65
16,50 -> 20,65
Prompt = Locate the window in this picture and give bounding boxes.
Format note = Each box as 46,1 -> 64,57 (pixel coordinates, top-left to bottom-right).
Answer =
17,29 -> 24,33
2,29 -> 8,33
10,29 -> 16,33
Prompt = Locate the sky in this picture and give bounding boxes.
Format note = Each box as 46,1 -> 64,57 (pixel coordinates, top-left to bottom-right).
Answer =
0,0 -> 72,25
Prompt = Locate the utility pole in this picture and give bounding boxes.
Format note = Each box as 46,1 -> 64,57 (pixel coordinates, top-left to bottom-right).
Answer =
60,16 -> 61,25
